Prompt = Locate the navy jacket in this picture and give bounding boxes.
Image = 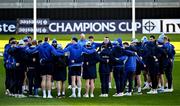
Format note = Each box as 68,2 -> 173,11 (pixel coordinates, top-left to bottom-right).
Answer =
161,42 -> 176,67
98,46 -> 112,74
53,49 -> 67,67
145,41 -> 160,72
111,46 -> 135,67
82,47 -> 106,66
163,42 -> 175,60
27,42 -> 64,63
8,46 -> 28,70
3,44 -> 11,63
26,46 -> 39,68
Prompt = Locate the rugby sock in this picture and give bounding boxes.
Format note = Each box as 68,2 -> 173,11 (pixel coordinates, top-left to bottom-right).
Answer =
62,91 -> 65,95
77,87 -> 81,95
158,83 -> 161,88
48,90 -> 51,96
22,85 -> 25,91
138,87 -> 141,92
25,85 -> 29,90
109,82 -> 112,87
161,86 -> 164,90
72,87 -> 76,95
43,90 -> 46,97
58,90 -> 61,96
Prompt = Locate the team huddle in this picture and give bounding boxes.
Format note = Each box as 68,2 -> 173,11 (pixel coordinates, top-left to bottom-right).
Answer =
3,33 -> 175,98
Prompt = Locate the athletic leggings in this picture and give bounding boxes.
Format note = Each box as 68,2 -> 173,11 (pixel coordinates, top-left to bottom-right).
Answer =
100,73 -> 110,94
164,60 -> 173,89
27,68 -> 40,95
150,73 -> 158,89
14,67 -> 25,94
68,67 -> 72,85
5,65 -> 16,94
149,62 -> 159,89
113,67 -> 125,93
125,71 -> 134,92
5,67 -> 10,90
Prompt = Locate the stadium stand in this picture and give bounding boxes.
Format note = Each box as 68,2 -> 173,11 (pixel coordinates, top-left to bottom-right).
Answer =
77,0 -> 101,2
0,0 -> 180,20
0,0 -> 179,8
50,0 -> 74,2
103,0 -> 127,2
23,0 -> 47,3
0,0 -> 19,3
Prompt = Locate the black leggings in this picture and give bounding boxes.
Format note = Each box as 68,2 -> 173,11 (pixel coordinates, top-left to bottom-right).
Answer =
164,61 -> 173,89
68,67 -> 72,85
5,67 -> 10,90
100,73 -> 110,94
150,73 -> 158,89
27,69 -> 40,95
113,67 -> 125,93
5,67 -> 16,94
14,68 -> 25,94
149,62 -> 159,89
125,71 -> 134,92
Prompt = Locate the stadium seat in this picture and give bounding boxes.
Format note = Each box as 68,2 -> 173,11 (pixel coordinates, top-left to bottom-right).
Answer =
128,0 -> 154,2
103,0 -> 127,2
23,0 -> 47,3
135,0 -> 154,2
50,0 -> 74,2
76,0 -> 101,2
1,0 -> 19,3
158,0 -> 179,2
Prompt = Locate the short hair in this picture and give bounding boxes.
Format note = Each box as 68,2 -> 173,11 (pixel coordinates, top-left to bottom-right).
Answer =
80,33 -> 85,37
9,37 -> 16,44
164,36 -> 168,41
88,35 -> 94,39
44,37 -> 49,42
105,36 -> 109,39
168,38 -> 170,42
32,40 -> 37,46
150,35 -> 155,39
72,37 -> 78,42
38,40 -> 42,44
27,36 -> 32,39
123,42 -> 129,46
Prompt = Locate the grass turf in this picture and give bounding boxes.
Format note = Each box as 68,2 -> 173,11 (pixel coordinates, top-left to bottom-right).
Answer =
0,34 -> 180,106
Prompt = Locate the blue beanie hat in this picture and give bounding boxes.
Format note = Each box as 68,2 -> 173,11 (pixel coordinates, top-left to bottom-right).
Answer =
117,38 -> 123,47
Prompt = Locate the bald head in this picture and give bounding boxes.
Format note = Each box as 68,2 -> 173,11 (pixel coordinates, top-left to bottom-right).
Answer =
80,33 -> 86,40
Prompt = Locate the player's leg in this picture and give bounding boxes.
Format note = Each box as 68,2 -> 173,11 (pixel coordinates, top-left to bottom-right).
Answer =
136,75 -> 142,94
113,67 -> 120,96
56,81 -> 61,97
83,79 -> 90,98
61,81 -> 66,97
47,75 -> 53,98
41,75 -> 47,98
90,79 -> 95,97
77,75 -> 82,97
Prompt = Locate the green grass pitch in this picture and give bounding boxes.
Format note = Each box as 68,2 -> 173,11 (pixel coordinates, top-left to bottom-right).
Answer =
0,34 -> 180,106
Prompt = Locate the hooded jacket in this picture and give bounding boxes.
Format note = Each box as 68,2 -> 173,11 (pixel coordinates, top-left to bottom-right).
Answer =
63,43 -> 95,67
